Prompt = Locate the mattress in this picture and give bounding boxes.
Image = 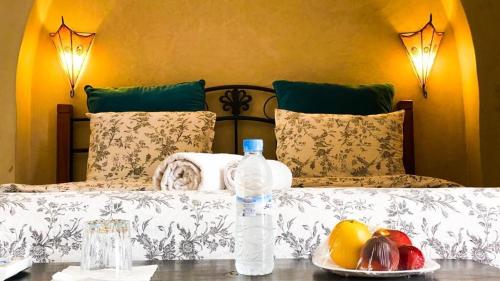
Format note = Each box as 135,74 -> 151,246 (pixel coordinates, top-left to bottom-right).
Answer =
0,183 -> 498,268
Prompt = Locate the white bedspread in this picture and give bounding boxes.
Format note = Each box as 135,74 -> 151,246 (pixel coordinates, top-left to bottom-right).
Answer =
0,185 -> 499,269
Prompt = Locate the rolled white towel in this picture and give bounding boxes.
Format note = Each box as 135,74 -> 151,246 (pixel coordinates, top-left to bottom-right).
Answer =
152,153 -> 242,191
223,159 -> 293,192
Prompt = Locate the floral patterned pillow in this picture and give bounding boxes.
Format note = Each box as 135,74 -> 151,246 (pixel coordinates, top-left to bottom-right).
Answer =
86,111 -> 216,181
275,109 -> 405,177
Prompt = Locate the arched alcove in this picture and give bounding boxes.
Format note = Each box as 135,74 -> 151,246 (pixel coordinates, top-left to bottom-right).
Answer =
11,0 -> 484,185
0,0 -> 33,183
440,0 -> 482,185
460,0 -> 500,186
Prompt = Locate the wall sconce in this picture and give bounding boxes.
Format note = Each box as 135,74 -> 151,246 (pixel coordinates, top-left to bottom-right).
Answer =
50,17 -> 95,97
400,14 -> 444,98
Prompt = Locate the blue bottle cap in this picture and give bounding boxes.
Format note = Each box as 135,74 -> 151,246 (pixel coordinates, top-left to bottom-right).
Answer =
243,139 -> 263,153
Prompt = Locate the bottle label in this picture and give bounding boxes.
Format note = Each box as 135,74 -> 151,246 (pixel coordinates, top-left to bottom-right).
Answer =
236,193 -> 272,217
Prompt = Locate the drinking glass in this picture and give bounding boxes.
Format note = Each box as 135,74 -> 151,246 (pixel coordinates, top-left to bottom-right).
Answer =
81,219 -> 132,272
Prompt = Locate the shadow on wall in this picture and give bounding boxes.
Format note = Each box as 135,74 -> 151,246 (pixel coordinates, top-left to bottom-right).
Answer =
14,0 -> 480,186
0,0 -> 33,183
460,0 -> 500,186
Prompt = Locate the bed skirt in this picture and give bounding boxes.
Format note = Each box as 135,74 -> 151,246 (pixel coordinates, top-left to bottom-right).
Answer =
0,187 -> 499,268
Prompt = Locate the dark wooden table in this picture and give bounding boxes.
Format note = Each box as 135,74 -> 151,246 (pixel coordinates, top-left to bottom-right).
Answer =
6,259 -> 500,280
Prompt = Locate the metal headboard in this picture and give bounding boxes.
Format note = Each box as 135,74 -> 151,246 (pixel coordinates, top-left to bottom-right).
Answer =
56,85 -> 415,183
205,85 -> 276,152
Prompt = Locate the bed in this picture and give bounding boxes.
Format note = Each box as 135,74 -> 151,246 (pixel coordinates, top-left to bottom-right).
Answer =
3,84 -> 497,269
0,186 -> 499,268
55,84 -> 418,183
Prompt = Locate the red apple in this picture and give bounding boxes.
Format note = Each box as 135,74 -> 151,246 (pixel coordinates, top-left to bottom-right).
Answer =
374,228 -> 412,247
357,236 -> 399,271
398,245 -> 425,270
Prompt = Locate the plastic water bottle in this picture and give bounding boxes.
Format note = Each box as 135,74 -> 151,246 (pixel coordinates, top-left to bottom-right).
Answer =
234,139 -> 274,275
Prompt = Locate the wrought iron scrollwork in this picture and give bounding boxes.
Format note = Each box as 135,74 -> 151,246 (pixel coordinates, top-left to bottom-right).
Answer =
205,85 -> 276,154
219,88 -> 252,116
263,96 -> 277,120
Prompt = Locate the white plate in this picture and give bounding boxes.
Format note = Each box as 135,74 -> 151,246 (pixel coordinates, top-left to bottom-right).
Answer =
312,239 -> 440,278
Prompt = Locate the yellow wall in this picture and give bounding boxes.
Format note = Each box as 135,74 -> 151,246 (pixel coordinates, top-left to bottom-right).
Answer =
0,0 -> 33,183
15,0 -> 54,183
461,0 -> 500,186
441,0 -> 482,185
14,0 -> 476,185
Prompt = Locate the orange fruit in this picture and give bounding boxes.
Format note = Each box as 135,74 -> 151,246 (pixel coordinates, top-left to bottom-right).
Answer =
329,220 -> 372,269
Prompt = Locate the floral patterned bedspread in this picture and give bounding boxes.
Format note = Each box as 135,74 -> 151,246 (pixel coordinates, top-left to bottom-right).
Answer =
292,174 -> 462,188
0,187 -> 499,268
0,180 -> 152,192
0,174 -> 461,193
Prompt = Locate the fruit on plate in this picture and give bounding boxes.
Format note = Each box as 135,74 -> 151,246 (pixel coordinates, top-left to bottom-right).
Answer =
357,236 -> 400,271
398,245 -> 425,270
329,220 -> 372,269
373,228 -> 412,247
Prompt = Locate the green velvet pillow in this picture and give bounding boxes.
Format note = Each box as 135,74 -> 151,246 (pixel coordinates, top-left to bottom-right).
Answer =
85,80 -> 206,113
272,80 -> 394,115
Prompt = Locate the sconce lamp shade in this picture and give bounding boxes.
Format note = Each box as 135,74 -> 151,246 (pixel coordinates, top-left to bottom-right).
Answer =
50,17 -> 95,97
400,14 -> 444,98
